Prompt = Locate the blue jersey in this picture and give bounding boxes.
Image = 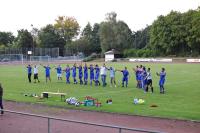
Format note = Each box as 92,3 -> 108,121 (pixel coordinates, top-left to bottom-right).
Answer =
84,66 -> 88,78
160,72 -> 166,80
136,69 -> 139,80
142,71 -> 147,80
142,70 -> 147,85
78,66 -> 83,78
90,66 -> 94,79
45,66 -> 51,76
72,66 -> 76,78
27,66 -> 32,74
56,67 -> 62,74
110,69 -> 115,78
159,72 -> 166,85
65,67 -> 70,77
95,67 -> 100,80
122,70 -> 129,79
138,69 -> 143,81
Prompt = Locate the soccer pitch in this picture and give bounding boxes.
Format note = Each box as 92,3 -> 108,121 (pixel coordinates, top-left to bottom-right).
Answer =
0,62 -> 200,120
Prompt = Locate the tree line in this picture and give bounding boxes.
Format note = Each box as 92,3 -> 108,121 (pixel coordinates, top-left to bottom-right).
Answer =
0,7 -> 200,57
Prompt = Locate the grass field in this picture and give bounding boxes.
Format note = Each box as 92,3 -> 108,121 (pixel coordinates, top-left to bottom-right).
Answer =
0,62 -> 200,120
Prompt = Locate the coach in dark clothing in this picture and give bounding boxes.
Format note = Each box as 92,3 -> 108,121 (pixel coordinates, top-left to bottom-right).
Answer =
0,83 -> 4,114
27,65 -> 32,83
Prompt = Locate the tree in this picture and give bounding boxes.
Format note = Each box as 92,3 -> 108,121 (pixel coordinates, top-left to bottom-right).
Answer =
99,12 -> 133,53
0,32 -> 15,47
105,12 -> 117,23
149,9 -> 200,56
91,23 -> 101,53
38,24 -> 65,56
80,23 -> 101,55
68,38 -> 91,56
81,23 -> 92,38
30,26 -> 40,48
54,16 -> 80,43
133,26 -> 151,49
186,9 -> 200,56
15,29 -> 33,48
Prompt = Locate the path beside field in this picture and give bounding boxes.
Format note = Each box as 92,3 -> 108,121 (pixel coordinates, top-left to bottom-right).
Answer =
0,101 -> 199,133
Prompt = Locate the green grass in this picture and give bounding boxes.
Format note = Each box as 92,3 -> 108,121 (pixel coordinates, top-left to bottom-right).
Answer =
0,63 -> 200,120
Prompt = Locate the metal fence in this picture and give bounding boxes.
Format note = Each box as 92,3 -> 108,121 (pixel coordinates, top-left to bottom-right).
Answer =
0,47 -> 85,57
1,109 -> 164,133
0,48 -> 59,57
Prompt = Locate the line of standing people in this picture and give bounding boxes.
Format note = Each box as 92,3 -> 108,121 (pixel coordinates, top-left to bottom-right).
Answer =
26,63 -> 130,88
26,63 -> 166,93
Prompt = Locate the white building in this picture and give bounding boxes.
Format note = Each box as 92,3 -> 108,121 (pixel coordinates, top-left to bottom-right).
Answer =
104,49 -> 120,62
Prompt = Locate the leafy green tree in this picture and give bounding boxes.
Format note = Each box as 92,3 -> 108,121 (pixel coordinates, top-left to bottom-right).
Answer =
149,9 -> 200,56
0,32 -> 15,48
54,16 -> 80,43
30,26 -> 40,48
91,23 -> 101,53
82,23 -> 92,38
133,26 -> 150,49
38,24 -> 65,55
99,12 -> 133,53
80,23 -> 101,55
186,9 -> 200,56
68,38 -> 91,56
15,29 -> 33,48
105,12 -> 117,23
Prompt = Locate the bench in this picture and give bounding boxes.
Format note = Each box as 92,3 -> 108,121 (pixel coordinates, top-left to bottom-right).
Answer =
42,92 -> 66,101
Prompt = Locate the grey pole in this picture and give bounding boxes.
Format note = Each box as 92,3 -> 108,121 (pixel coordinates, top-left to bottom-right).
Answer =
48,118 -> 50,133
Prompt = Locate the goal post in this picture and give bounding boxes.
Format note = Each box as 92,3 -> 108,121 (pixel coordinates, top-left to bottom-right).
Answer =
0,54 -> 24,64
30,56 -> 51,63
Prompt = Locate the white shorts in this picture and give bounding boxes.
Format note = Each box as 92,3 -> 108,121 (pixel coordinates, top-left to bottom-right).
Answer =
57,73 -> 62,78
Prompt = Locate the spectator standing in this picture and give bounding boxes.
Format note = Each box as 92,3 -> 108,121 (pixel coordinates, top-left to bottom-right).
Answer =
100,63 -> 107,87
0,83 -> 4,115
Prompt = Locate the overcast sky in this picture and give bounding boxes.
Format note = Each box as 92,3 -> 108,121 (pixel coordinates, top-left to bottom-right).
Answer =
0,0 -> 199,35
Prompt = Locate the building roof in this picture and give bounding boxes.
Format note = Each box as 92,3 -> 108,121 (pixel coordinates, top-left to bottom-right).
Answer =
104,49 -> 120,55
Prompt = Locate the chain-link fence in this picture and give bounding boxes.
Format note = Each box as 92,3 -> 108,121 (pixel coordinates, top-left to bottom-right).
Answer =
0,48 -> 59,57
0,48 -> 85,64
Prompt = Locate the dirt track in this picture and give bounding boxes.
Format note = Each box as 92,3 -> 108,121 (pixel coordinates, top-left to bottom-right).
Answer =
0,101 -> 199,133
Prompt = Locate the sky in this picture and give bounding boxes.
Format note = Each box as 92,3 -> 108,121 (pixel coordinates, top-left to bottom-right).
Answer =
0,0 -> 199,36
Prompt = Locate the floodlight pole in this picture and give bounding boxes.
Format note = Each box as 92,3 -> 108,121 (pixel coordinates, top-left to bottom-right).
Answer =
133,31 -> 137,49
31,24 -> 36,56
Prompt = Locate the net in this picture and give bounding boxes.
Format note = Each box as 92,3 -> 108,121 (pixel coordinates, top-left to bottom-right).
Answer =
30,56 -> 50,62
0,54 -> 24,64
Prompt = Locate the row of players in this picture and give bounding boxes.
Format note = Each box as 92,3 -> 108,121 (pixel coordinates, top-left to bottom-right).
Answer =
26,63 -> 166,94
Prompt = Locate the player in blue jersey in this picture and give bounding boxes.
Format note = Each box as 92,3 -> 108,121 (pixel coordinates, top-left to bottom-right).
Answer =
26,64 -> 32,83
83,63 -> 88,85
78,64 -> 83,85
40,64 -> 51,83
107,66 -> 116,88
118,67 -> 129,87
71,63 -> 77,84
142,66 -> 147,92
63,65 -> 70,84
89,64 -> 94,85
55,65 -> 62,81
137,65 -> 143,88
156,68 -> 166,94
94,64 -> 100,86
133,66 -> 139,88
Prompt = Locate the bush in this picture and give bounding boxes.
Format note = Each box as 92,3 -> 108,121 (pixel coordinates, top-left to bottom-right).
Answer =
83,53 -> 97,62
123,48 -> 155,57
123,49 -> 137,57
